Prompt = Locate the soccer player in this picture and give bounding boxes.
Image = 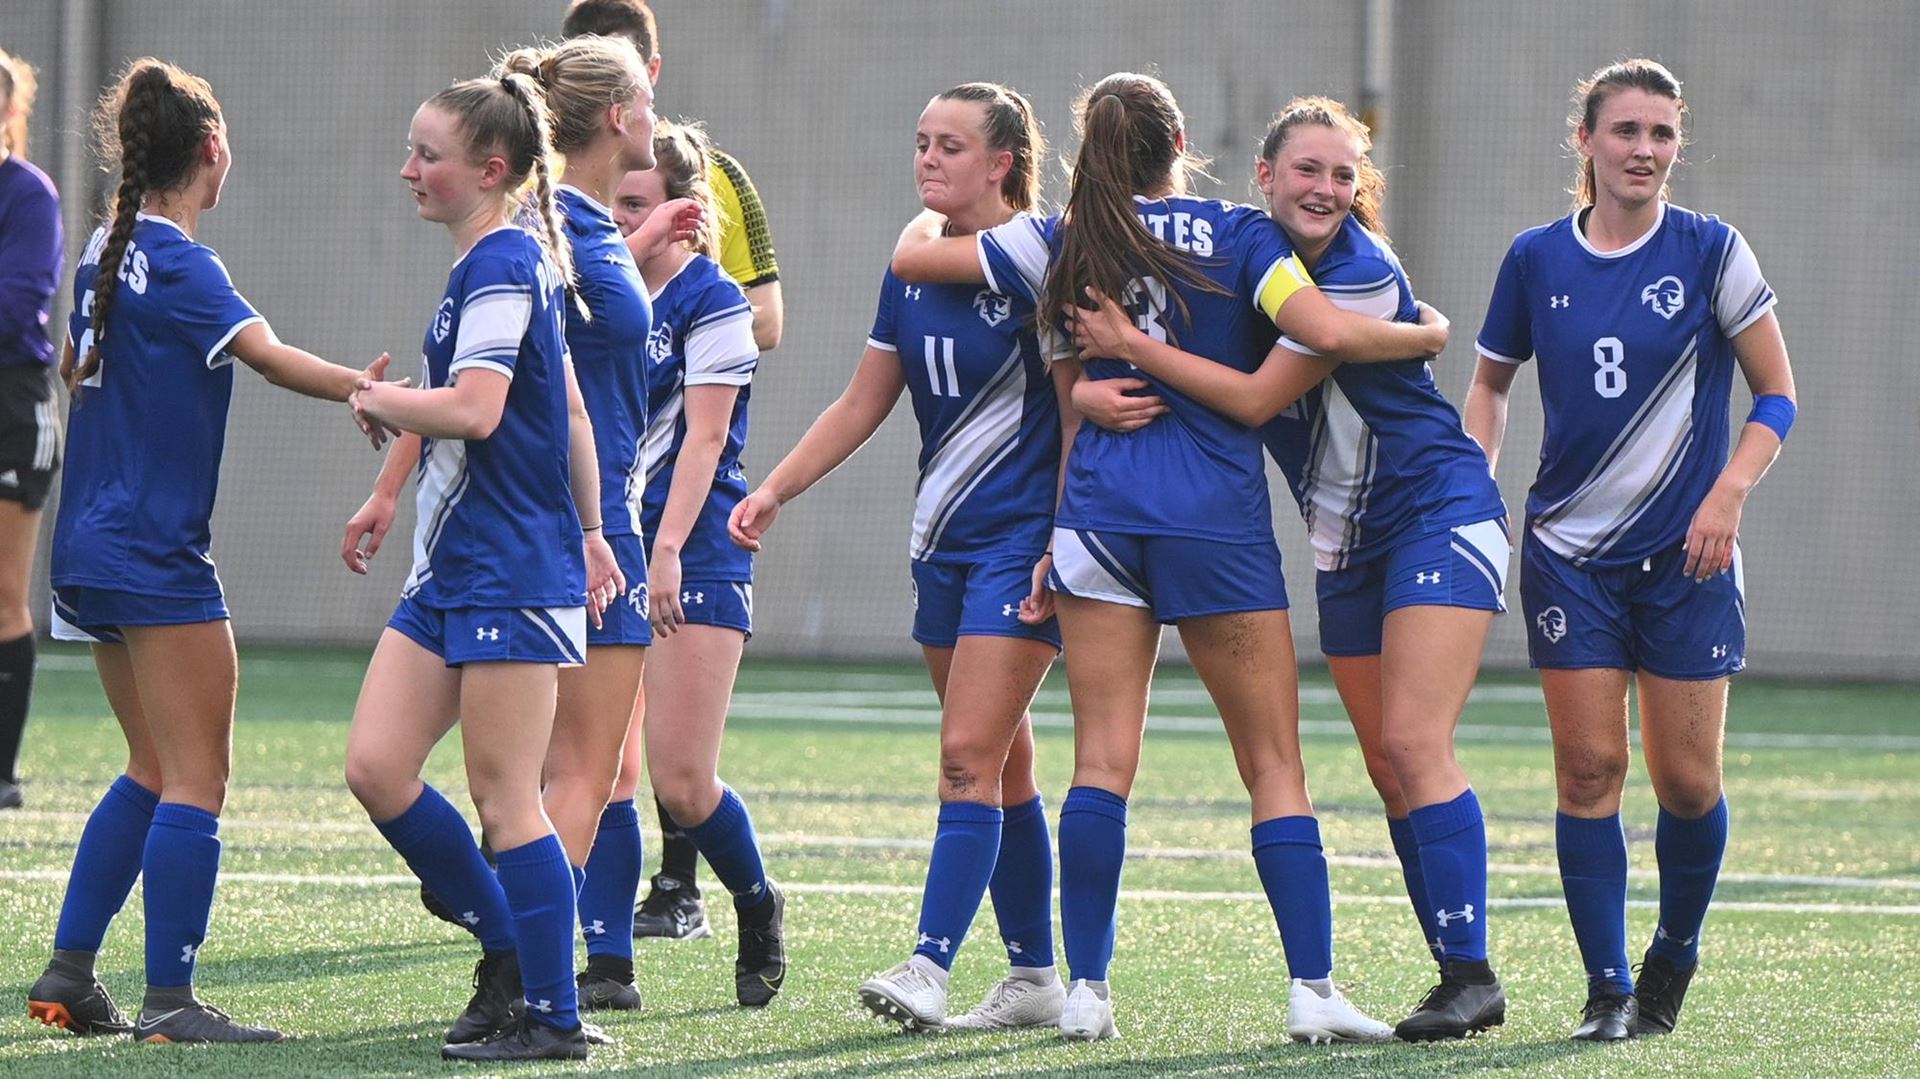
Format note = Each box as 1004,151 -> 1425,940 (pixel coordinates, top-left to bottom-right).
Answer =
1463,59 -> 1797,1042
607,120 -> 785,1007
561,0 -> 786,941
1067,97 -> 1513,1041
727,83 -> 1066,1032
0,46 -> 59,812
892,72 -> 1446,1043
342,69 -> 622,1062
24,59 -> 391,1043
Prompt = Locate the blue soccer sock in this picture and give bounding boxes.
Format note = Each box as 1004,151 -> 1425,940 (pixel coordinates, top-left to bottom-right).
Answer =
911,801 -> 1002,970
680,786 -> 771,911
1557,811 -> 1632,994
373,784 -> 515,953
989,794 -> 1056,969
579,800 -> 641,959
1057,786 -> 1127,983
53,775 -> 159,952
1410,788 -> 1490,964
1251,816 -> 1334,981
495,834 -> 579,1030
1387,815 -> 1442,963
141,803 -> 221,988
1649,795 -> 1728,970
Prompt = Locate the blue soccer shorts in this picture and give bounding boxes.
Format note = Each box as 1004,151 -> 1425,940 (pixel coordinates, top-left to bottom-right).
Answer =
388,596 -> 587,667
1520,530 -> 1746,680
910,553 -> 1061,650
1317,517 -> 1511,657
51,585 -> 230,644
587,532 -> 653,648
1047,526 -> 1288,624
668,580 -> 754,636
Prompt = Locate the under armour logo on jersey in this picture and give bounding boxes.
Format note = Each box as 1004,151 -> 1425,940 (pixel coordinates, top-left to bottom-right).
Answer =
1655,925 -> 1696,947
1549,294 -> 1570,309
1641,275 -> 1686,319
585,919 -> 607,937
1536,605 -> 1568,644
682,590 -> 704,605
904,285 -> 922,301
918,933 -> 952,954
527,998 -> 553,1014
1415,571 -> 1443,585
1434,904 -> 1476,927
1711,644 -> 1729,659
1002,603 -> 1019,617
432,298 -> 455,343
974,289 -> 1010,327
459,910 -> 480,926
647,322 -> 675,364
476,626 -> 500,641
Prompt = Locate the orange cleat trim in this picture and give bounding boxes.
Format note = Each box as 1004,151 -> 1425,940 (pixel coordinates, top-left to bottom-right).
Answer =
27,1000 -> 76,1031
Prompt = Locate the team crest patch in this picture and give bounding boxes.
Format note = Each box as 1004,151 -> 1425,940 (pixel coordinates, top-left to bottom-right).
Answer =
647,323 -> 674,365
974,290 -> 1011,328
432,298 -> 455,343
1536,605 -> 1568,644
1640,275 -> 1685,319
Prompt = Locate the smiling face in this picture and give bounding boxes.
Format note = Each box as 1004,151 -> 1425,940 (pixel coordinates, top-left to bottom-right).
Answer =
914,97 -> 1008,217
1578,86 -> 1682,211
401,104 -> 494,224
1257,122 -> 1360,257
611,164 -> 667,237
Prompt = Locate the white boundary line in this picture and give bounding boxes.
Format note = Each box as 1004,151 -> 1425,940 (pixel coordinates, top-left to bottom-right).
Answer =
1,868 -> 1915,917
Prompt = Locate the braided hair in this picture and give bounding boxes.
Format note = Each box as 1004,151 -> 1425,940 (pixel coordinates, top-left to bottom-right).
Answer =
69,59 -> 222,394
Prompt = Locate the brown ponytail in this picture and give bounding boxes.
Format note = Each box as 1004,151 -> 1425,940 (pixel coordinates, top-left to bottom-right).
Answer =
70,60 -> 222,394
650,119 -> 720,258
934,82 -> 1045,213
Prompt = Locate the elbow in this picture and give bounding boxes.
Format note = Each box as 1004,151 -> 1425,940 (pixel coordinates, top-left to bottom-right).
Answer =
461,410 -> 502,441
1293,324 -> 1348,357
754,323 -> 783,353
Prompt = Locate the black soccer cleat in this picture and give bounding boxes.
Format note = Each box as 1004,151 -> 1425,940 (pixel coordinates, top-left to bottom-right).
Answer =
1394,961 -> 1507,1041
135,997 -> 285,1043
0,778 -> 23,810
634,874 -> 712,940
441,1015 -> 588,1062
733,880 -> 786,1007
26,957 -> 134,1036
1631,952 -> 1696,1036
1570,987 -> 1637,1042
445,951 -> 523,1045
576,955 -> 643,1012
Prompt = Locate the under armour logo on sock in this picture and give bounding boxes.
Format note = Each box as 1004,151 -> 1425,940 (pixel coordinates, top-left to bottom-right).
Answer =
1435,904 -> 1476,927
180,944 -> 199,964
1655,925 -> 1696,947
527,998 -> 553,1014
459,910 -> 480,926
735,880 -> 764,899
585,919 -> 607,936
918,932 -> 952,954
1006,940 -> 1024,955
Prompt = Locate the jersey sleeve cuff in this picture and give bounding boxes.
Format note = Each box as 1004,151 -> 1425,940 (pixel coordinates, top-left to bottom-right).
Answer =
449,357 -> 517,380
684,371 -> 753,388
1722,293 -> 1778,339
1475,340 -> 1530,365
205,315 -> 265,369
866,336 -> 897,352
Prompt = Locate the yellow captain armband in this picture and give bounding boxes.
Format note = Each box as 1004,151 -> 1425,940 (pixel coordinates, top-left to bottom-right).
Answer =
1254,255 -> 1315,323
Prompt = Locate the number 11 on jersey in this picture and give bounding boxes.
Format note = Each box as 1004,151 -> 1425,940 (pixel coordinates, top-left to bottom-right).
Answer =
924,335 -> 961,398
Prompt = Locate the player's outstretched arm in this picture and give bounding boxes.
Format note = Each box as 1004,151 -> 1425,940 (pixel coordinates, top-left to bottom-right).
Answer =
1069,287 -> 1336,427
1274,285 -> 1449,362
730,346 -> 905,551
352,366 -> 508,442
229,322 -> 398,403
891,210 -> 988,284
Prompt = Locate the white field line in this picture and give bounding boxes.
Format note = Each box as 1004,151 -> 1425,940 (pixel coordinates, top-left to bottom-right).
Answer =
0,868 -> 1915,917
7,813 -> 1917,893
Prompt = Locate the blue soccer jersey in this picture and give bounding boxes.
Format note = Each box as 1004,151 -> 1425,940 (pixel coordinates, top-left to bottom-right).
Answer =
980,199 -> 1313,543
402,226 -> 584,608
558,185 -> 651,538
1477,203 -> 1775,567
867,267 -> 1058,562
1260,219 -> 1506,570
52,214 -> 263,599
638,255 -> 757,580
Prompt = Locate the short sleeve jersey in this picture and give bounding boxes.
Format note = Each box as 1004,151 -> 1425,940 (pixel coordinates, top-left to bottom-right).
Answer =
1260,220 -> 1506,570
52,215 -> 262,598
1476,203 -> 1776,566
402,226 -> 583,608
708,148 -> 779,289
559,186 -> 651,538
638,254 -> 758,580
867,258 -> 1058,562
979,198 -> 1314,542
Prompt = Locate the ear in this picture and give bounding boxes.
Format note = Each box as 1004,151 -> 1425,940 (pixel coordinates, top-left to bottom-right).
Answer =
1254,156 -> 1275,196
1574,124 -> 1593,156
477,153 -> 510,191
203,130 -> 224,164
1174,127 -> 1187,154
606,100 -> 627,138
986,148 -> 1014,185
646,54 -> 662,86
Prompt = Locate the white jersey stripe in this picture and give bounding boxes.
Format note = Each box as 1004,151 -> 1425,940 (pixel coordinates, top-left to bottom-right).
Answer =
911,344 -> 1026,559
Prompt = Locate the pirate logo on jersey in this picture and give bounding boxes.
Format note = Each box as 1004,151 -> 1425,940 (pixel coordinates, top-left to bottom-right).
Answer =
432,298 -> 455,343
647,322 -> 674,365
1640,275 -> 1685,320
974,289 -> 1011,328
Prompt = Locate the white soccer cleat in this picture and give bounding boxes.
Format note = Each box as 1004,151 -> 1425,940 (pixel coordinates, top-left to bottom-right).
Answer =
1058,978 -> 1118,1041
857,959 -> 948,1031
945,970 -> 1067,1030
1286,978 -> 1394,1044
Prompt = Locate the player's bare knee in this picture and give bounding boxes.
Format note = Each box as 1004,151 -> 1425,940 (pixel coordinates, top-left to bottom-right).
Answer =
1557,752 -> 1629,812
1651,774 -> 1723,819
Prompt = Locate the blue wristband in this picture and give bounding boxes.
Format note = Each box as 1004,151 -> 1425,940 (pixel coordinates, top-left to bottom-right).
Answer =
1746,393 -> 1796,442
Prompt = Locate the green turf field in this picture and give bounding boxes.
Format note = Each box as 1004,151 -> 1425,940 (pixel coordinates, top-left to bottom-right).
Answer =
3,644 -> 1916,1077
